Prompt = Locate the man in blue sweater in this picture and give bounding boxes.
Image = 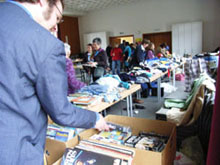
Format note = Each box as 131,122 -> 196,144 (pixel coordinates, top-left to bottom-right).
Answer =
0,0 -> 109,164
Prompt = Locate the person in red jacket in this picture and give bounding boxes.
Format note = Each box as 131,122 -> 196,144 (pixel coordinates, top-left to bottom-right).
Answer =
111,43 -> 123,75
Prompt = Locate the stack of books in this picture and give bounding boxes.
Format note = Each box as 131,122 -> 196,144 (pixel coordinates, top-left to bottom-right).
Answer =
124,131 -> 169,152
46,123 -> 76,142
70,94 -> 98,106
90,122 -> 132,145
61,140 -> 135,165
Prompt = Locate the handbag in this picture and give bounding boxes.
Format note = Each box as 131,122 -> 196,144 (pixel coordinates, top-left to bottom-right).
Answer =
94,66 -> 105,78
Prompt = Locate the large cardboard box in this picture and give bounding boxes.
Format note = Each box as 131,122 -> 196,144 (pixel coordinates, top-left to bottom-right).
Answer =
51,115 -> 176,165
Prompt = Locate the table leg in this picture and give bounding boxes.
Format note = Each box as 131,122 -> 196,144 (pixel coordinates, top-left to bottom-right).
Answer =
172,68 -> 176,87
157,78 -> 161,102
129,95 -> 133,117
182,63 -> 185,74
104,109 -> 107,117
126,96 -> 130,117
136,90 -> 141,99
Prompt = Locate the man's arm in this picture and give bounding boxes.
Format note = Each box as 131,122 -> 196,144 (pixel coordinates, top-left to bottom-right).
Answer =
36,43 -> 107,129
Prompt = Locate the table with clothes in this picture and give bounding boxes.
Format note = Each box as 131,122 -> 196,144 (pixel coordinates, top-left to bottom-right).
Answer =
67,74 -> 141,117
119,57 -> 184,101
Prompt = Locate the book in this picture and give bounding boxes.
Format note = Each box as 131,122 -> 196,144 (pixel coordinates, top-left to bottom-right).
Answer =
124,135 -> 142,147
135,136 -> 164,152
68,93 -> 90,98
61,147 -> 127,165
46,124 -> 76,142
78,140 -> 134,157
75,140 -> 134,164
71,96 -> 97,105
134,132 -> 169,152
90,123 -> 132,145
107,122 -> 131,133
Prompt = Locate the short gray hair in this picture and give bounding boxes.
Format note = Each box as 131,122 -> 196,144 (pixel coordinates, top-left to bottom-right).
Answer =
92,37 -> 102,45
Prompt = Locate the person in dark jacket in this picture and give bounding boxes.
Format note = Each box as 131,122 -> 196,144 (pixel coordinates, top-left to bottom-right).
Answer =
131,39 -> 150,67
83,43 -> 93,63
82,43 -> 93,74
90,37 -> 109,81
106,44 -> 112,69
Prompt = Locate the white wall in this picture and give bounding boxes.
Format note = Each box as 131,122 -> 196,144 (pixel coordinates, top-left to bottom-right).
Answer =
79,0 -> 220,52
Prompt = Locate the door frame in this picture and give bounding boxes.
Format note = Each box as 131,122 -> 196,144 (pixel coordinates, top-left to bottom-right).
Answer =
109,34 -> 135,45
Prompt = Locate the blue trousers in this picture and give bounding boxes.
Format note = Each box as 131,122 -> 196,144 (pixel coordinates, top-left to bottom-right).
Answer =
112,60 -> 121,75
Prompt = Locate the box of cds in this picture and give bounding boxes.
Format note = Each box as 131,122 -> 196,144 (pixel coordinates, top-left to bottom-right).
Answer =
52,115 -> 176,165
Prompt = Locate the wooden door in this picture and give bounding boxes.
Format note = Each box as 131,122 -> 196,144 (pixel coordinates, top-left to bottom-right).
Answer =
58,16 -> 80,55
143,32 -> 172,53
109,37 -> 121,47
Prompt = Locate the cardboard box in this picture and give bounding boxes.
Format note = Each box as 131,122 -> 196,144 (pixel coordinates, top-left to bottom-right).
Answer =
51,115 -> 176,165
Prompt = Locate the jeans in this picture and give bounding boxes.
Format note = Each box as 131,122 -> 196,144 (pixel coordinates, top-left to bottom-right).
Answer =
112,60 -> 121,75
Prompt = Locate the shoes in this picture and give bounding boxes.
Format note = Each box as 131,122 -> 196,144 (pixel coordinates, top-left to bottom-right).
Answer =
133,98 -> 144,104
123,106 -> 134,111
135,105 -> 145,109
134,110 -> 139,114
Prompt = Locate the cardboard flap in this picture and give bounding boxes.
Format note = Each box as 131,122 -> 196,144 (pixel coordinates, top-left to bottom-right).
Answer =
45,138 -> 67,165
105,115 -> 175,135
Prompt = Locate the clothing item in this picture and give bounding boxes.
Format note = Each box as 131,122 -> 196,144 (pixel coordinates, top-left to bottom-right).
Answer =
123,46 -> 132,59
164,74 -> 210,110
78,84 -> 122,103
0,2 -> 97,164
97,74 -> 130,89
83,52 -> 92,63
185,58 -> 208,92
166,75 -> 215,126
146,50 -> 155,60
119,73 -> 137,82
111,48 -> 122,61
112,60 -> 121,75
131,44 -> 146,66
103,91 -> 121,103
119,43 -> 125,52
164,99 -> 186,109
136,77 -> 150,83
96,76 -> 120,89
66,58 -> 86,95
92,48 -> 109,69
79,84 -> 109,95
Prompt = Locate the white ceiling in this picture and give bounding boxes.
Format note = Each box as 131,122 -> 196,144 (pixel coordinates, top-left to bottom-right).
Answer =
63,0 -> 139,16
0,0 -> 139,16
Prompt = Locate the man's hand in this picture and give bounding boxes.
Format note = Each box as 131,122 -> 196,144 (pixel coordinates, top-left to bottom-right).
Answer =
94,114 -> 110,131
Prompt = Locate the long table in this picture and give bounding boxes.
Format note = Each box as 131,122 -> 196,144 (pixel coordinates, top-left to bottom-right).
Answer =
79,84 -> 141,117
149,62 -> 185,102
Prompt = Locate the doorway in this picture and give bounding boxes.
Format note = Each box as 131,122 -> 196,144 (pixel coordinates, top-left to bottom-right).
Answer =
143,32 -> 172,53
109,35 -> 134,47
